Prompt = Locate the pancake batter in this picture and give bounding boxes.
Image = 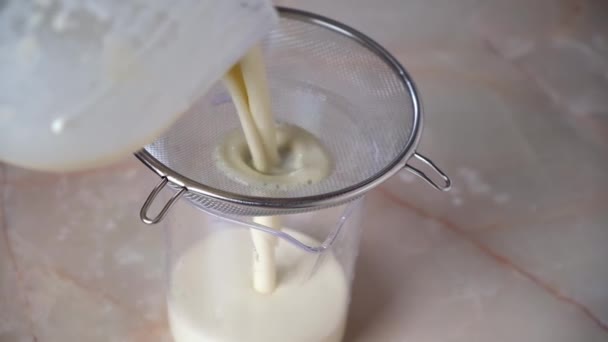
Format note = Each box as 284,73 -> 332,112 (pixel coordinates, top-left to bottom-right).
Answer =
168,46 -> 346,342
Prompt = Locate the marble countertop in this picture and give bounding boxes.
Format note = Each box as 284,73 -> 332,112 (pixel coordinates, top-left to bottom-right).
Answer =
2,0 -> 608,341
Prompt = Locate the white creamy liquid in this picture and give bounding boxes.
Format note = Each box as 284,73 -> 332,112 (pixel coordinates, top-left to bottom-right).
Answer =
219,46 -> 331,187
219,46 -> 332,294
168,228 -> 349,342
168,46 -> 346,342
216,122 -> 332,189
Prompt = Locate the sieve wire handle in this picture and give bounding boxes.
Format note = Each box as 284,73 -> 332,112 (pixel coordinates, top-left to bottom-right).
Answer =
404,153 -> 451,191
140,178 -> 186,224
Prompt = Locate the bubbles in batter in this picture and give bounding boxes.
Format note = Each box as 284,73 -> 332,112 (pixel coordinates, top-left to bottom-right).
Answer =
215,122 -> 332,190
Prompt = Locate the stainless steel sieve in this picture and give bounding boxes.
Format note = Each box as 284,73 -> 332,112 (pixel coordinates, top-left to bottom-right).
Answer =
136,7 -> 451,224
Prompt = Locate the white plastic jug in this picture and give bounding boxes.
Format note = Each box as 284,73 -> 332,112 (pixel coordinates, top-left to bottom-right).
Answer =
0,0 -> 276,171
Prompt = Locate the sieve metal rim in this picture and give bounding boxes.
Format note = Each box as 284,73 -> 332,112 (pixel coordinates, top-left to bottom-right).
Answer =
135,7 -> 441,222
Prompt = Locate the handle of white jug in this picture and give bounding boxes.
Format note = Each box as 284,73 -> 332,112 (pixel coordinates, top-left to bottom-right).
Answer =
403,152 -> 451,191
140,178 -> 186,224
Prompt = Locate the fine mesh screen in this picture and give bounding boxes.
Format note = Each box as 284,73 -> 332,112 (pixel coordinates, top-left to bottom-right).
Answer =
142,10 -> 417,216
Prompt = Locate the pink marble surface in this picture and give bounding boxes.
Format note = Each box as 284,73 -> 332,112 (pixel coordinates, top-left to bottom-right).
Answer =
2,0 -> 608,341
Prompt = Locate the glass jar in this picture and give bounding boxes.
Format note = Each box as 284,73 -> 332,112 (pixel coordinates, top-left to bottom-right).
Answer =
164,198 -> 365,342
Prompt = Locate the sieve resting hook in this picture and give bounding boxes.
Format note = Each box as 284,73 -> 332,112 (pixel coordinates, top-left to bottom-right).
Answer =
140,177 -> 186,224
404,152 -> 451,191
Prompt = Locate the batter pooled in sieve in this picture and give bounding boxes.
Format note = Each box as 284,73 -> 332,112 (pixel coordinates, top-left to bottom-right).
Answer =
216,123 -> 332,190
